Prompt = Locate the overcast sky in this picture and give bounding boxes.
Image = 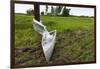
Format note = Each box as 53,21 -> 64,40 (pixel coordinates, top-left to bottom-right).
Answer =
15,4 -> 94,16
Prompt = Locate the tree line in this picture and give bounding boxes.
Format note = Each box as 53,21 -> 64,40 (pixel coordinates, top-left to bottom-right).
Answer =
26,5 -> 70,16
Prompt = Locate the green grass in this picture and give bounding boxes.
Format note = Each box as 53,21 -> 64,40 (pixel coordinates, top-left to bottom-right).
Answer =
41,16 -> 94,31
15,14 -> 95,67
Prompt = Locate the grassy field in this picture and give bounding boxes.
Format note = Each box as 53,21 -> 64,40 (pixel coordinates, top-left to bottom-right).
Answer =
15,14 -> 95,67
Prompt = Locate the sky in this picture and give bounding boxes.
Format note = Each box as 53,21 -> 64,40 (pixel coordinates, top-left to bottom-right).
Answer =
15,4 -> 94,16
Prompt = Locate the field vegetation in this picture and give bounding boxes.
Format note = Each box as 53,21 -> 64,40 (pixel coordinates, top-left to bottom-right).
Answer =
14,14 -> 95,67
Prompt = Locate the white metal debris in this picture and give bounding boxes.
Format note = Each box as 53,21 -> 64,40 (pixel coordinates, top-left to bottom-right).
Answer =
33,19 -> 56,62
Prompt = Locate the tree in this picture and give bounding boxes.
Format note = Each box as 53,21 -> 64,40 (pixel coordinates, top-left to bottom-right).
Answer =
61,7 -> 70,16
45,5 -> 48,15
51,6 -> 55,15
41,11 -> 44,15
55,6 -> 62,15
26,9 -> 34,15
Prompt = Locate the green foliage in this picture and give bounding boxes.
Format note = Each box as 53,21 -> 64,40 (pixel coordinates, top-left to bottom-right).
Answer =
41,11 -> 44,15
45,5 -> 48,15
55,6 -> 62,15
61,7 -> 70,16
50,6 -> 70,16
26,9 -> 34,15
51,6 -> 55,15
